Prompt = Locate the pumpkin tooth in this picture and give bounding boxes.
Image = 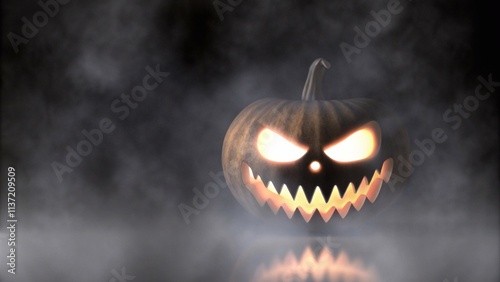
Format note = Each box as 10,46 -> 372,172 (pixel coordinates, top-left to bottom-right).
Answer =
281,204 -> 297,219
343,183 -> 356,203
247,182 -> 266,206
267,181 -> 278,195
311,264 -> 326,281
352,194 -> 366,211
255,175 -> 262,183
366,178 -> 383,203
311,186 -> 326,206
266,197 -> 282,214
241,163 -> 252,185
253,191 -> 268,207
295,186 -> 316,222
327,185 -> 342,207
299,247 -> 315,265
319,246 -> 335,263
319,206 -> 335,222
280,184 -> 295,202
257,174 -> 270,191
280,185 -> 297,218
248,165 -> 257,180
283,250 -> 299,265
336,202 -> 351,218
295,186 -> 310,205
297,206 -> 315,222
335,250 -> 350,265
246,174 -> 270,206
357,177 -> 370,195
381,158 -> 394,183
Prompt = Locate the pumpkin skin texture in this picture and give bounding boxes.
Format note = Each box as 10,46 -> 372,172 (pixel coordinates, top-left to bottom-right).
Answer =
222,58 -> 410,223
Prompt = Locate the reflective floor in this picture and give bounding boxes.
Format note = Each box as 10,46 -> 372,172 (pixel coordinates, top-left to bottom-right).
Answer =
1,214 -> 498,282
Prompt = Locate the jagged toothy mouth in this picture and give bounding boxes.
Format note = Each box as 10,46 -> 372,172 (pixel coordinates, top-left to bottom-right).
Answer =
241,158 -> 393,222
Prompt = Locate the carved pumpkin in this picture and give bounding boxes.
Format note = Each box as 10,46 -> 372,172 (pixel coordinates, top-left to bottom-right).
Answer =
222,58 -> 410,222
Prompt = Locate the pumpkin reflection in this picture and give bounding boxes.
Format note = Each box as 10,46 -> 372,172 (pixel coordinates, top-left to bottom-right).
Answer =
231,238 -> 381,282
250,246 -> 379,282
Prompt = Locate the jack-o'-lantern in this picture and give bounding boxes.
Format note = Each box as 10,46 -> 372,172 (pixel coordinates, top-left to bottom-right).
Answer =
222,58 -> 410,222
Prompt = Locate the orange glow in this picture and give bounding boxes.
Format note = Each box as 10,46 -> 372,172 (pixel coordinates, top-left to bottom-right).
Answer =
250,246 -> 379,282
324,121 -> 381,163
241,158 -> 393,222
309,161 -> 321,172
256,128 -> 308,163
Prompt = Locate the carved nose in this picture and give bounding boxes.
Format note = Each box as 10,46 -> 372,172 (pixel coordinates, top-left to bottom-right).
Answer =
309,161 -> 321,173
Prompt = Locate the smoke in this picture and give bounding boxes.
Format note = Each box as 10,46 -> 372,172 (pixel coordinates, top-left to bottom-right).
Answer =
1,0 -> 498,281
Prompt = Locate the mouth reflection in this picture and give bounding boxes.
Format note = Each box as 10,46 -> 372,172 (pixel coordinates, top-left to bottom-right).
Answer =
250,246 -> 380,282
241,158 -> 393,222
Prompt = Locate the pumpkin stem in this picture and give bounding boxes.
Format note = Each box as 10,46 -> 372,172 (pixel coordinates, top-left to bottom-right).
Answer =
301,58 -> 331,101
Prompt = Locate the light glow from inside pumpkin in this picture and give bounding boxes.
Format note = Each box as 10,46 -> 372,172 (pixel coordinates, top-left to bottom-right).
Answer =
241,158 -> 393,222
324,121 -> 381,163
257,128 -> 308,163
309,161 -> 321,172
250,246 -> 379,282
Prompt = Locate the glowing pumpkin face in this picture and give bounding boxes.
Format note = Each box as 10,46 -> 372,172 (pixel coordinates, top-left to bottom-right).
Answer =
222,58 -> 410,222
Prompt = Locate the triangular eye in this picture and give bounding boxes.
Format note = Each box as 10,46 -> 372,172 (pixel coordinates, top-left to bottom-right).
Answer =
323,121 -> 381,163
257,128 -> 308,162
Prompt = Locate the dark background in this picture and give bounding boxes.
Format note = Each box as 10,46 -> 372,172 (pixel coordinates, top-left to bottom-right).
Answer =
1,0 -> 499,281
